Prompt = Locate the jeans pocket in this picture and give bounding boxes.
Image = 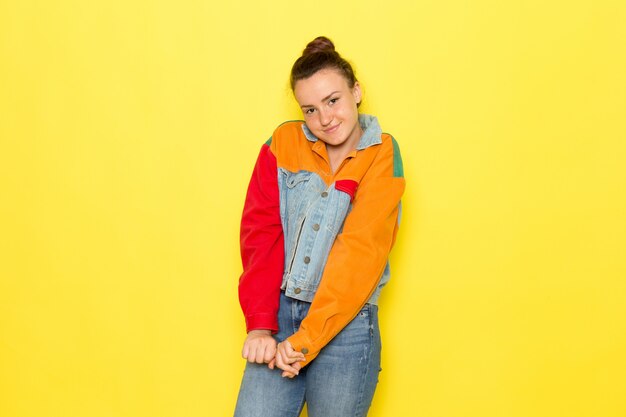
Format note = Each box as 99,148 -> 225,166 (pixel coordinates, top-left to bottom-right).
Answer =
357,303 -> 371,318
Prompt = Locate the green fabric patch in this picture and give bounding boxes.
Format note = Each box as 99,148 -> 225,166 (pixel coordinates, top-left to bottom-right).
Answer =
391,136 -> 404,178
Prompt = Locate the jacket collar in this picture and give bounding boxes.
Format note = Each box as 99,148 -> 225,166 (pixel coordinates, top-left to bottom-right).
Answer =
301,114 -> 383,150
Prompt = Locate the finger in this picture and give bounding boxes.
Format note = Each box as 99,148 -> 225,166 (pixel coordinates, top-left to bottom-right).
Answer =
283,359 -> 303,378
275,348 -> 284,368
268,358 -> 275,369
246,343 -> 257,363
280,340 -> 305,360
286,351 -> 306,360
254,343 -> 265,364
248,342 -> 258,364
242,343 -> 249,360
288,362 -> 302,377
263,343 -> 276,363
278,346 -> 301,365
276,350 -> 300,375
282,361 -> 301,378
281,352 -> 304,364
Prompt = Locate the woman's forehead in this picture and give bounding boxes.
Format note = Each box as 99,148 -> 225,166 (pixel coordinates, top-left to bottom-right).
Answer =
294,69 -> 350,102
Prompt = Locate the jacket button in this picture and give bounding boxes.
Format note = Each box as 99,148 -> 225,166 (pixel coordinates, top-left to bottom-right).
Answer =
294,288 -> 301,294
321,192 -> 328,198
301,348 -> 309,354
312,224 -> 320,231
304,256 -> 310,264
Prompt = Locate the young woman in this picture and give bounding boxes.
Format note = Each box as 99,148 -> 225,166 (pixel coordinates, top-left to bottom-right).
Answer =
234,36 -> 405,417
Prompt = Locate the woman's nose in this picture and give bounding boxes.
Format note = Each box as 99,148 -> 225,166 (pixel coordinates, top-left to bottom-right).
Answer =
318,108 -> 332,126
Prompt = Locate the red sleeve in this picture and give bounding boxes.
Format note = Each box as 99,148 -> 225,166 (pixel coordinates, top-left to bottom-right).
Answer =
238,143 -> 284,333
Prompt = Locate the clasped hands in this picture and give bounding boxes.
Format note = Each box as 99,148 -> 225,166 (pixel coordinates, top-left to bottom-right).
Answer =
242,330 -> 306,378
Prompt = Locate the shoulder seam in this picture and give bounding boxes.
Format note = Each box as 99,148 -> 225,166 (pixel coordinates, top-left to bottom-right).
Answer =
267,120 -> 305,146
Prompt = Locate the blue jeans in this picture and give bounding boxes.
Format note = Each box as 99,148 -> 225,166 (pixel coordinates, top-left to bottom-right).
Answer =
234,292 -> 382,417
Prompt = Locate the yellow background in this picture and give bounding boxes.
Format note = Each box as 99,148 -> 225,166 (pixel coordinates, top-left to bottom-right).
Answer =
1,1 -> 625,416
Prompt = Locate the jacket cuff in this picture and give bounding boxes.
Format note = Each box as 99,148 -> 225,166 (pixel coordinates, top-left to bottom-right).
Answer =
245,313 -> 279,334
287,332 -> 318,365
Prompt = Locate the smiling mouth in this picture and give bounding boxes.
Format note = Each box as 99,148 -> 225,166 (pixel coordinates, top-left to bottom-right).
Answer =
323,124 -> 340,134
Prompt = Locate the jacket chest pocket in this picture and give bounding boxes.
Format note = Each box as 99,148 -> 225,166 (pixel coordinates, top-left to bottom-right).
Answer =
279,169 -> 317,221
285,171 -> 313,189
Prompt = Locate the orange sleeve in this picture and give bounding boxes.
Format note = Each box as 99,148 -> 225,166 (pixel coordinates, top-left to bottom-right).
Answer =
287,137 -> 405,364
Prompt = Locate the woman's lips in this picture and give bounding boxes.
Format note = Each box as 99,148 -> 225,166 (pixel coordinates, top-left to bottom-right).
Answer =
323,124 -> 340,134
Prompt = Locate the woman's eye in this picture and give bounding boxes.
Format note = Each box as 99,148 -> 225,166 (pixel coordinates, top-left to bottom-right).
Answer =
305,108 -> 315,115
329,98 -> 339,105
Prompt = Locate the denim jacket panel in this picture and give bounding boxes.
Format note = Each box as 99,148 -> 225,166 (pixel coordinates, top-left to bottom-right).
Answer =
278,169 -> 344,300
277,115 -> 392,306
278,167 -> 390,304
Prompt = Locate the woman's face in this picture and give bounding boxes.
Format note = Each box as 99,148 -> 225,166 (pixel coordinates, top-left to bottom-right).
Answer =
294,68 -> 362,152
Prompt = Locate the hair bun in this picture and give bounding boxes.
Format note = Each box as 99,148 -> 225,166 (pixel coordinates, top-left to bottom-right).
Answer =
290,35 -> 357,91
302,36 -> 335,56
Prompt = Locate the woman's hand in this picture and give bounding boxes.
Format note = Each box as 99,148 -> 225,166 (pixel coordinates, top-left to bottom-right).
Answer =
273,339 -> 305,378
242,330 -> 277,364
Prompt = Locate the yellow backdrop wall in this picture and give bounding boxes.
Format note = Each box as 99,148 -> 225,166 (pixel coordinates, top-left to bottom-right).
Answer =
1,1 -> 625,416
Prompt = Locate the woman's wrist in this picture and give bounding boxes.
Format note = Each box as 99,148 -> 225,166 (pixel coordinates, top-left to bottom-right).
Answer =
247,329 -> 272,335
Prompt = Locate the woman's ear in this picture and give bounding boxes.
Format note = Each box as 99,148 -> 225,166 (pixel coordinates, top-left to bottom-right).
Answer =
352,82 -> 362,105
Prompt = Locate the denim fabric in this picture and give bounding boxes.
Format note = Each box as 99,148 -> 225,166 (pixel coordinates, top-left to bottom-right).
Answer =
234,292 -> 381,417
278,114 -> 391,305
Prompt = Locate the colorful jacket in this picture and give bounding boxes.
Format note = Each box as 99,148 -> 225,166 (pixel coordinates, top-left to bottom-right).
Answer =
238,114 -> 405,364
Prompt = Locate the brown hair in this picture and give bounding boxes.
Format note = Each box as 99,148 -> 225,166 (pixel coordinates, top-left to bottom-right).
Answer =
290,36 -> 358,91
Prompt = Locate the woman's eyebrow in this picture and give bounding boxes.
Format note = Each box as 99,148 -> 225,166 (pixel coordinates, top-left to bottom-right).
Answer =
300,91 -> 341,109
